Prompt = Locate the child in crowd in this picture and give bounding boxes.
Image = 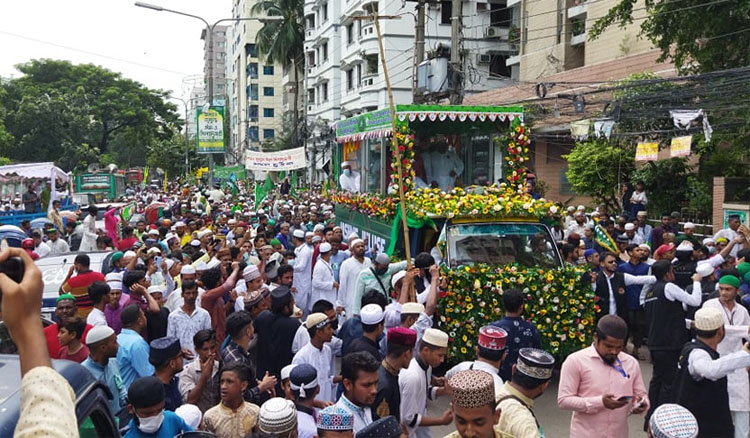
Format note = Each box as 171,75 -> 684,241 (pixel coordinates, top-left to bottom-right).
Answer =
57,316 -> 89,363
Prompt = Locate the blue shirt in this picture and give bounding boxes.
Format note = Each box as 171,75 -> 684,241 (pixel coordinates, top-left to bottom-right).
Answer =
330,251 -> 350,283
117,328 -> 155,388
491,316 -> 541,382
617,260 -> 650,310
123,410 -> 193,438
82,357 -> 127,415
338,316 -> 362,356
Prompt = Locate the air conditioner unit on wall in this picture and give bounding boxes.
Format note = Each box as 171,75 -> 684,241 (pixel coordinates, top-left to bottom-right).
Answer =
484,27 -> 506,38
476,54 -> 492,64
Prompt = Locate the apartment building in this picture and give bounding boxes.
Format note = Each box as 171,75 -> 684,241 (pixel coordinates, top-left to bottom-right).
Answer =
226,0 -> 286,166
302,0 -> 523,181
201,25 -> 229,102
465,0 -> 675,204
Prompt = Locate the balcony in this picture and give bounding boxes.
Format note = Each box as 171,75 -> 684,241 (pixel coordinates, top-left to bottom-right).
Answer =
568,2 -> 588,20
360,24 -> 378,55
505,54 -> 520,66
570,32 -> 587,46
360,74 -> 379,108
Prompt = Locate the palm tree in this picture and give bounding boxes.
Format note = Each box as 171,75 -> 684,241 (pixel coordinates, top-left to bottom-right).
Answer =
251,0 -> 304,149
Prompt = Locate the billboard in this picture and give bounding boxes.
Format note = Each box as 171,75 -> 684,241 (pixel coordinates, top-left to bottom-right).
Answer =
196,106 -> 225,154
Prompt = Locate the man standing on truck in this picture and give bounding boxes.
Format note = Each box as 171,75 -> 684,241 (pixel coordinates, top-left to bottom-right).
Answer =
22,183 -> 39,213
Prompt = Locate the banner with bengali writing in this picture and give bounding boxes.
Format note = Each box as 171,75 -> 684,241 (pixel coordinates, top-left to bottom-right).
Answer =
670,135 -> 692,158
635,142 -> 658,161
245,147 -> 306,171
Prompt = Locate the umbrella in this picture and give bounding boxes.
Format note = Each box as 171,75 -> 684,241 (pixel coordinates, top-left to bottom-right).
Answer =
30,217 -> 53,230
0,225 -> 28,248
145,202 -> 169,224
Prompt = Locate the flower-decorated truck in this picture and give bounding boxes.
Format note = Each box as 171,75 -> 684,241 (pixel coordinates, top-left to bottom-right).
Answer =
330,104 -> 595,361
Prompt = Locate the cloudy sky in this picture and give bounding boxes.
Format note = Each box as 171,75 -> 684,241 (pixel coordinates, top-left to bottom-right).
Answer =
0,0 -> 232,101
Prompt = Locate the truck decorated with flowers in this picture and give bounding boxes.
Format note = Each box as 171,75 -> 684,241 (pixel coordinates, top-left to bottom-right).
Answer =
329,105 -> 596,361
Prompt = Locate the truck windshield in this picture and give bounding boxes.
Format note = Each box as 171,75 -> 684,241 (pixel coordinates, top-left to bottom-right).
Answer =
447,222 -> 561,269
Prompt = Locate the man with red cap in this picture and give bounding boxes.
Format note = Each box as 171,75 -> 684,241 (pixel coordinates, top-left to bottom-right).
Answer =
445,326 -> 507,400
374,327 -> 417,421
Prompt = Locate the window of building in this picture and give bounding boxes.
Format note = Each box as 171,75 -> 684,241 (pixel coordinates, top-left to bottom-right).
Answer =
246,43 -> 257,58
263,108 -> 274,117
248,105 -> 259,121
263,129 -> 275,139
217,84 -> 224,90
248,126 -> 259,142
247,63 -> 258,79
263,65 -> 274,75
347,23 -> 354,44
322,43 -> 328,61
347,69 -> 354,91
557,0 -> 564,44
322,82 -> 328,101
322,2 -> 328,22
489,54 -> 511,78
523,11 -> 529,49
263,87 -> 274,96
441,1 -> 452,25
306,15 -> 315,29
217,41 -> 225,48
490,3 -> 511,27
357,64 -> 362,85
307,88 -> 315,104
249,84 -> 258,100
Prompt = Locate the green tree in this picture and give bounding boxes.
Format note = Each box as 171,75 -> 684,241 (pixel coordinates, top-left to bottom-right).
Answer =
146,133 -> 207,178
251,0 -> 304,148
589,0 -> 750,74
1,59 -> 181,171
564,138 -> 635,212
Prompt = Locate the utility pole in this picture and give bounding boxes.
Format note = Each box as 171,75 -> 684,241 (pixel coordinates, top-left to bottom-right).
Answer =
413,0 -> 426,101
449,0 -> 463,104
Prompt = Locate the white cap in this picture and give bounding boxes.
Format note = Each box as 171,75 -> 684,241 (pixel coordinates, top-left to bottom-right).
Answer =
347,232 -> 359,241
695,307 -> 724,331
293,229 -> 305,239
165,259 -> 175,270
312,235 -> 321,243
684,222 -> 696,229
305,231 -> 314,238
85,325 -> 115,345
676,241 -> 694,252
174,221 -> 186,227
181,265 -> 196,275
696,262 -> 714,278
422,328 -> 449,348
350,238 -> 364,247
123,251 -> 136,259
281,364 -> 297,381
313,224 -> 325,232
206,259 -> 221,269
390,270 -> 407,288
106,272 -> 123,291
228,219 -> 237,225
164,233 -> 176,241
197,229 -> 212,239
375,253 -> 390,264
257,209 -> 265,215
341,161 -> 350,169
190,239 -> 201,247
147,285 -> 165,294
624,223 -> 635,231
196,261 -> 209,271
360,304 -> 384,325
402,302 -> 425,314
577,205 -> 585,211
174,404 -> 202,430
148,229 -> 159,236
703,238 -> 716,245
243,265 -> 261,281
147,247 -> 161,255
319,242 -> 332,253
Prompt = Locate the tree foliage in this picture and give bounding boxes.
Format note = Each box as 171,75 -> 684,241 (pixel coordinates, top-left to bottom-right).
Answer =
564,139 -> 635,212
0,59 -> 181,172
590,0 -> 750,74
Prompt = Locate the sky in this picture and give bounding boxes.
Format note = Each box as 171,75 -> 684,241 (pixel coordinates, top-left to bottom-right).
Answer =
0,0 -> 232,102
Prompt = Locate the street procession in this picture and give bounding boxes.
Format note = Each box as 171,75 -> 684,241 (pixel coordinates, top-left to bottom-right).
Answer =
3,0 -> 750,437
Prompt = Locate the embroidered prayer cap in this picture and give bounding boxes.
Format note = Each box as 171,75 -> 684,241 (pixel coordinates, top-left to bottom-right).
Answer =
244,289 -> 265,308
258,397 -> 297,434
637,210 -> 648,217
694,307 -> 724,331
448,370 -> 496,409
702,237 -> 715,246
305,312 -> 330,330
289,363 -> 318,398
360,304 -> 384,325
401,302 -> 425,315
616,234 -> 629,243
648,403 -> 698,438
243,264 -> 261,282
516,348 -> 555,380
478,326 -> 507,350
317,405 -> 354,431
280,364 -> 297,381
356,415 -> 402,438
422,328 -> 449,348
387,327 -> 417,348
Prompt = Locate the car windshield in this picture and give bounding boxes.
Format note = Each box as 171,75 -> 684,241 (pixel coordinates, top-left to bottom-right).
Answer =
447,222 -> 561,269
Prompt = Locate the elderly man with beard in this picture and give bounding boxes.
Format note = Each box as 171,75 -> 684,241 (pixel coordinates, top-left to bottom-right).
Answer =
338,239 -> 372,319
558,315 -> 649,438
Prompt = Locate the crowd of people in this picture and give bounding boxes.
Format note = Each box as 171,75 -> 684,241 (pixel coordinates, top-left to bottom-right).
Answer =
5,176 -> 750,438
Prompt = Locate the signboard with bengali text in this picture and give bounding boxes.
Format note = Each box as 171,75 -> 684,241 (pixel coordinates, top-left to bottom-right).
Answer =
196,106 -> 225,154
245,147 -> 306,171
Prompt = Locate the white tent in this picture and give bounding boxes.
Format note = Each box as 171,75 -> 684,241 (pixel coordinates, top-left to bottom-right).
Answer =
0,162 -> 70,210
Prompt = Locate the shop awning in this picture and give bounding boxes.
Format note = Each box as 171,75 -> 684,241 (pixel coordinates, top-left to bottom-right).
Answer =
335,104 -> 524,143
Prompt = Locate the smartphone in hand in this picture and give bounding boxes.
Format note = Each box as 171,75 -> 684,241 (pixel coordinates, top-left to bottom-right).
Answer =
617,396 -> 633,402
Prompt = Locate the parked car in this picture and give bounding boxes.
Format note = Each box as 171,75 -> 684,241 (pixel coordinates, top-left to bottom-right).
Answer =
37,251 -> 114,321
0,354 -> 120,437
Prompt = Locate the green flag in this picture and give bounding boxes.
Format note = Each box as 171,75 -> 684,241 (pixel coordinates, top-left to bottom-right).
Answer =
594,224 -> 618,254
255,174 -> 274,209
290,171 -> 299,198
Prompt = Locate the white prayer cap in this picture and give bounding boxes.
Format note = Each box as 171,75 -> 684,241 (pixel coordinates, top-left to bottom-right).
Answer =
576,205 -> 585,211
676,241 -> 694,252
165,259 -> 175,270
281,364 -> 297,381
312,235 -> 322,243
243,265 -> 261,282
197,229 -> 212,239
305,231 -> 314,238
175,404 -> 202,430
106,272 -> 123,291
206,259 -> 221,269
341,161 -> 351,169
147,285 -> 165,294
624,223 -> 635,231
196,261 -> 209,271
347,232 -> 359,241
174,221 -> 186,227
696,262 -> 714,278
190,239 -> 201,247
293,229 -> 305,239
402,302 -> 425,314
566,206 -> 575,213
684,222 -> 696,229
703,237 -> 715,246
360,304 -> 384,325
181,265 -> 196,275
313,224 -> 325,232
319,242 -> 332,253
228,219 -> 237,225
695,307 -> 724,331
85,326 -> 115,345
148,229 -> 159,236
422,328 -> 449,348
350,239 -> 364,247
390,270 -> 407,288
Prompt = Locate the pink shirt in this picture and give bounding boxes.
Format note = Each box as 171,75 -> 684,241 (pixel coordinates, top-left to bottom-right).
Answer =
557,345 -> 649,438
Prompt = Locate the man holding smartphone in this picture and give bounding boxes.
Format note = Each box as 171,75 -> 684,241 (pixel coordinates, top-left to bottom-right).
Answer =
558,315 -> 649,438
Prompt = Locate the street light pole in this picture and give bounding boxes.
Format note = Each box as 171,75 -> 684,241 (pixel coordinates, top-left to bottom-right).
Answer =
135,2 -> 282,187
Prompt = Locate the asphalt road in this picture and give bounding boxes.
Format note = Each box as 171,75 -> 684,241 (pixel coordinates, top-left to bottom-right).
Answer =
428,353 -> 655,438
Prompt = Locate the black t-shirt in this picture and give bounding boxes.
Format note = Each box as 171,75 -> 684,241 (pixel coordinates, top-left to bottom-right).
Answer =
146,307 -> 170,342
347,336 -> 382,361
254,310 -> 300,379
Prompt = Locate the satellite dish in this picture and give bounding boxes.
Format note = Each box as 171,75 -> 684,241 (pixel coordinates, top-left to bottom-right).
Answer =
107,164 -> 118,173
87,163 -> 101,173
